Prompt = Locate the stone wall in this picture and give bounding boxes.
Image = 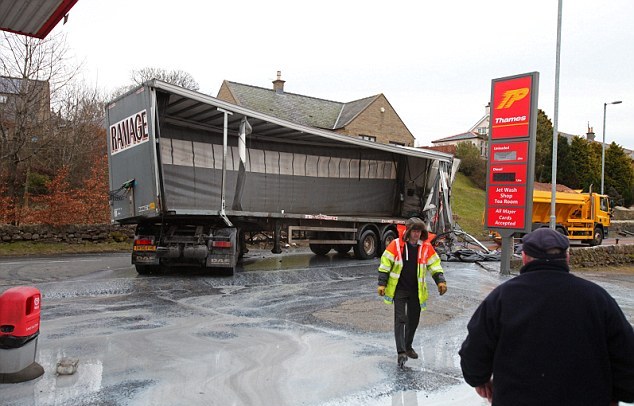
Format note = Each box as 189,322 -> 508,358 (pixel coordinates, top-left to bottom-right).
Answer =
612,207 -> 634,220
511,243 -> 634,271
0,224 -> 135,244
568,244 -> 634,268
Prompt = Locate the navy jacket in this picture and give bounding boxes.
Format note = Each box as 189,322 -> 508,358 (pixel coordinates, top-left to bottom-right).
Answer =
459,260 -> 634,405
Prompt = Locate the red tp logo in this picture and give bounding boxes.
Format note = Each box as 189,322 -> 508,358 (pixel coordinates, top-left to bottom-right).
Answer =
497,88 -> 529,109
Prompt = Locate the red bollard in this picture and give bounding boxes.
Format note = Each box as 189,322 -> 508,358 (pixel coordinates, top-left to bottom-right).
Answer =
0,286 -> 44,383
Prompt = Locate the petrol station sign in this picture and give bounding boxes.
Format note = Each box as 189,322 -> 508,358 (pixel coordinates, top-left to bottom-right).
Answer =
491,141 -> 528,163
490,75 -> 533,139
484,72 -> 538,235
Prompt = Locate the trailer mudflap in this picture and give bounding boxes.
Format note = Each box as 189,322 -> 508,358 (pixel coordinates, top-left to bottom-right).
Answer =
132,252 -> 159,265
205,255 -> 234,268
205,228 -> 238,269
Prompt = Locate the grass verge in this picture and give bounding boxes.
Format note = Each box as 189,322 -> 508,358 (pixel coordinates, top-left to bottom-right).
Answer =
0,241 -> 131,257
451,172 -> 487,239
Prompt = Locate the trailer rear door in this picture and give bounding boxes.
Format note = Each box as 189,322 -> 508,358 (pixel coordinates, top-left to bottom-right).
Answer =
107,87 -> 161,222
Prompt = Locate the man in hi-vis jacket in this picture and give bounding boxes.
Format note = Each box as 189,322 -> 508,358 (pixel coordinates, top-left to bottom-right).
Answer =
378,217 -> 447,368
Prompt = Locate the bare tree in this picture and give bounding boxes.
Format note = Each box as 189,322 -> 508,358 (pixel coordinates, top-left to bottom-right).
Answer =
0,32 -> 81,223
108,67 -> 200,100
44,82 -> 107,187
131,67 -> 200,90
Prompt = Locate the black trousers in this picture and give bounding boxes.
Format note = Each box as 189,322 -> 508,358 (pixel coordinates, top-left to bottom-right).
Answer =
393,289 -> 421,353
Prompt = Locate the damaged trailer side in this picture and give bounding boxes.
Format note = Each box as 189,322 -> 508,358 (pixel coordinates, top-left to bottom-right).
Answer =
107,80 -> 455,275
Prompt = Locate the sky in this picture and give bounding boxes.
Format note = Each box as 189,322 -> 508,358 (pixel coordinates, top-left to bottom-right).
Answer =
50,0 -> 634,149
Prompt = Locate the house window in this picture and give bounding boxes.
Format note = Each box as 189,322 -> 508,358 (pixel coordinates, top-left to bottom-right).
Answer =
359,135 -> 376,142
477,127 -> 488,135
0,95 -> 7,104
481,142 -> 488,158
389,141 -> 405,146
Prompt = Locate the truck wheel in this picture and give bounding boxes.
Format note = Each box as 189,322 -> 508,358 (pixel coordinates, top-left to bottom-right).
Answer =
309,244 -> 332,256
555,226 -> 567,236
354,229 -> 378,260
334,245 -> 352,254
381,230 -> 397,254
590,227 -> 603,246
221,267 -> 235,277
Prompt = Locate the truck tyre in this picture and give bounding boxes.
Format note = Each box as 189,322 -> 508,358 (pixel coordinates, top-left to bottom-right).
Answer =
381,230 -> 397,254
555,226 -> 567,236
354,229 -> 378,260
221,267 -> 235,277
334,245 -> 352,254
135,265 -> 160,275
309,244 -> 332,256
590,227 -> 603,246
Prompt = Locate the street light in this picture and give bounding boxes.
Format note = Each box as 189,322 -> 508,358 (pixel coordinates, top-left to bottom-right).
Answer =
600,100 -> 623,194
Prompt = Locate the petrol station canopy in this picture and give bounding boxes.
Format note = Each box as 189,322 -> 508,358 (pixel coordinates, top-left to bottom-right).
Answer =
0,0 -> 78,39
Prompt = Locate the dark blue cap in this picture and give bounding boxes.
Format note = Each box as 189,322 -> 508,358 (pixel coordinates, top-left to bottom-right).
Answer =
521,227 -> 569,259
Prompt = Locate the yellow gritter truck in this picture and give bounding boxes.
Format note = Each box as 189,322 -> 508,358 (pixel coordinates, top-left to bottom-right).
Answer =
531,187 -> 611,246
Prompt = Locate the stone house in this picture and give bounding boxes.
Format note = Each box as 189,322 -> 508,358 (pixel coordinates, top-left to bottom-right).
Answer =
427,104 -> 489,158
0,76 -> 51,124
217,72 -> 415,147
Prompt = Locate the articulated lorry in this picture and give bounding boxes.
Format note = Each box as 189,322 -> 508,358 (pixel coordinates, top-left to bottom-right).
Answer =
531,187 -> 611,246
107,81 -> 456,274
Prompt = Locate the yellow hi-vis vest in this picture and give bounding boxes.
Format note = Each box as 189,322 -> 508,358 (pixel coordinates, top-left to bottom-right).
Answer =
378,238 -> 443,309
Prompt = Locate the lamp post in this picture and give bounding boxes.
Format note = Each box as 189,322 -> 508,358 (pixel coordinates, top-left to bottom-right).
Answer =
549,0 -> 563,229
600,100 -> 622,195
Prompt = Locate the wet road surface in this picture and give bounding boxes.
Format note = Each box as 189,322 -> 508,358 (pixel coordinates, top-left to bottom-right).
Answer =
0,249 -> 632,406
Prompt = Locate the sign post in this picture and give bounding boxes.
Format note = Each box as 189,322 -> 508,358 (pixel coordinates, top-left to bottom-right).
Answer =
485,72 -> 539,274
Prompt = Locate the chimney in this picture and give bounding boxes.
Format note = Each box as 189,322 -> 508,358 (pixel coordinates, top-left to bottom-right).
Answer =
586,123 -> 595,142
485,102 -> 491,116
272,71 -> 285,94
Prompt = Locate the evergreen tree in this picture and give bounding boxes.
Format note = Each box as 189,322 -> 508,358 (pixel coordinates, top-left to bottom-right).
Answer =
555,135 -> 573,187
455,141 -> 486,189
605,142 -> 634,206
567,137 -> 596,191
534,109 -> 553,183
588,142 -> 603,193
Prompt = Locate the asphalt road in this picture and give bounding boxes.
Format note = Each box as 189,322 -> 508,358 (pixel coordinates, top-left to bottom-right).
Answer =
0,249 -> 632,406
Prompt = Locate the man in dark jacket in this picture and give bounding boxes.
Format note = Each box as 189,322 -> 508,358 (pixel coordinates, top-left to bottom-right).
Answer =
459,227 -> 634,405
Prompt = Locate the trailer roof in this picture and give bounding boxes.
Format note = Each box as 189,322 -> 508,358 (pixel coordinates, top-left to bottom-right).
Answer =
120,80 -> 453,164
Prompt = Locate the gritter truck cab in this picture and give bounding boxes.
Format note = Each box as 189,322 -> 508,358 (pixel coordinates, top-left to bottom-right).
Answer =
531,187 -> 611,246
106,80 -> 456,275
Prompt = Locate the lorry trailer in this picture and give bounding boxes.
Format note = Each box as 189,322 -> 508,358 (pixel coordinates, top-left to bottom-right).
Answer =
106,80 -> 456,274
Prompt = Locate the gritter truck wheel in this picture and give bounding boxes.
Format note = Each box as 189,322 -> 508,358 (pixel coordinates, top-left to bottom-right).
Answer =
590,227 -> 603,246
